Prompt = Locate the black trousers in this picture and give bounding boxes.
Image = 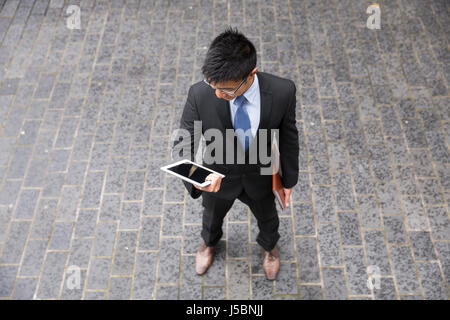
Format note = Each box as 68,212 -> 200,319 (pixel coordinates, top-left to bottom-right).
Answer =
201,190 -> 280,252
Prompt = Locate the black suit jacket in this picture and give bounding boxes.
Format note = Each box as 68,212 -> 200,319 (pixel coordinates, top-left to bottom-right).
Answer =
174,71 -> 299,201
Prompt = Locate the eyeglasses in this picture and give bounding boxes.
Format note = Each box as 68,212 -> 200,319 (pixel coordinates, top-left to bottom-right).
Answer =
203,76 -> 248,96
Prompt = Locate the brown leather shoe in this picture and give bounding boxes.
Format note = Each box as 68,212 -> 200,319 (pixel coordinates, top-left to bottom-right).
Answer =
195,242 -> 216,275
262,246 -> 280,280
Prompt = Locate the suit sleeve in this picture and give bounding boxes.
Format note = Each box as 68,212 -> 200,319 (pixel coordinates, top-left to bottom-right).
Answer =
279,81 -> 299,189
173,85 -> 203,199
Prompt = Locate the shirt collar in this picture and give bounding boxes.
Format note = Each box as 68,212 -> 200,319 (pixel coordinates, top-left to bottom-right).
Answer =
231,73 -> 259,106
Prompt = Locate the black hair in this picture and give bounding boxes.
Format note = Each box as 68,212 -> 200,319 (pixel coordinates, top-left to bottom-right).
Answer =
201,27 -> 257,84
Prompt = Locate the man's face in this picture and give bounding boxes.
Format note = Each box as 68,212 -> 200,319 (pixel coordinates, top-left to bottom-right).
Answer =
210,68 -> 258,101
213,79 -> 247,100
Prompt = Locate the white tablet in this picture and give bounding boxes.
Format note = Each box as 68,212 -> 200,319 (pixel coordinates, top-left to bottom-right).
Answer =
160,159 -> 225,188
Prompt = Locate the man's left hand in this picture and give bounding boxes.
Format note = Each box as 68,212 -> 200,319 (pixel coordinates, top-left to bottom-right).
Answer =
283,188 -> 292,208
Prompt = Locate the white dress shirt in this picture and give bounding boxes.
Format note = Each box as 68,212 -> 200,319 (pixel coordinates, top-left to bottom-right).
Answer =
230,73 -> 261,138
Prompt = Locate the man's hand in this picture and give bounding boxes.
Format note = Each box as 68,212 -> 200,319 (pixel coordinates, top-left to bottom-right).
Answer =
283,187 -> 292,208
194,173 -> 223,193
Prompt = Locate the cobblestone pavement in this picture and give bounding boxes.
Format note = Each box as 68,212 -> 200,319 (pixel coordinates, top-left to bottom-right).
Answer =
0,0 -> 448,300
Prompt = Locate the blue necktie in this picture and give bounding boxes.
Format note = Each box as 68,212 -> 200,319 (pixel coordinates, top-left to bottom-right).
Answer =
233,95 -> 252,151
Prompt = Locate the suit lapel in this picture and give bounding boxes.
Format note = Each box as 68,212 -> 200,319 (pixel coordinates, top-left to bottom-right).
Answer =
216,98 -> 233,130
257,72 -> 273,131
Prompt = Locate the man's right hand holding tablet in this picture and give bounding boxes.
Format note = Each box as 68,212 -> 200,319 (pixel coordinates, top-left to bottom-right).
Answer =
193,173 -> 223,193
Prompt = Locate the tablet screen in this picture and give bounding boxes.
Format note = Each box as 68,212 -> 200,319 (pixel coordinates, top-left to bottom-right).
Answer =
166,163 -> 212,184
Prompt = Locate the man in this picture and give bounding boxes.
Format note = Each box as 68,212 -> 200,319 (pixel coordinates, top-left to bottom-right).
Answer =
173,28 -> 299,280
